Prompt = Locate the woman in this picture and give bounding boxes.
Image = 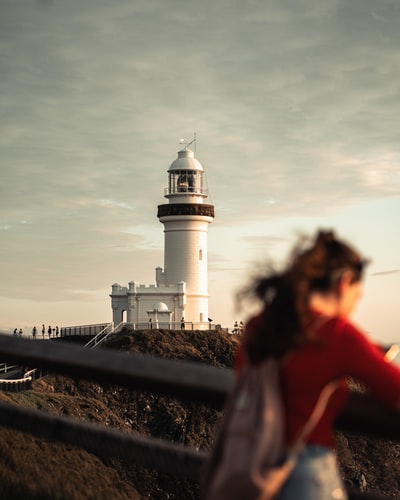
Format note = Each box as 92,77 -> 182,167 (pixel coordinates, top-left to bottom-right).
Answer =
236,230 -> 400,500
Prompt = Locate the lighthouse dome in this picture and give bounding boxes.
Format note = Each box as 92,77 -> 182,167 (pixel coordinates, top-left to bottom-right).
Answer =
168,149 -> 204,172
152,301 -> 169,312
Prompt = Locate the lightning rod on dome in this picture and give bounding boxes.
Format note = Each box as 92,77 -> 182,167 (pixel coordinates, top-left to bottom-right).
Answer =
179,132 -> 197,152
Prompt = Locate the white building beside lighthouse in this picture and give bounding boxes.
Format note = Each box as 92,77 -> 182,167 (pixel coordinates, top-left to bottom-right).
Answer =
110,145 -> 215,330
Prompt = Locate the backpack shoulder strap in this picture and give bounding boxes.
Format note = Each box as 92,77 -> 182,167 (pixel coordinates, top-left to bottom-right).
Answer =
292,380 -> 340,452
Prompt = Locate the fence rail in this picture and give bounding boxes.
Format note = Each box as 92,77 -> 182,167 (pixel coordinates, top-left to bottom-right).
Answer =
0,333 -> 398,499
0,362 -> 19,375
60,321 -> 223,339
119,321 -> 221,331
0,399 -> 206,478
61,322 -> 110,337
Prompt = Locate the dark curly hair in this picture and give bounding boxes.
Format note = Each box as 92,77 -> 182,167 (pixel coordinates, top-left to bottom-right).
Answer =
241,230 -> 367,364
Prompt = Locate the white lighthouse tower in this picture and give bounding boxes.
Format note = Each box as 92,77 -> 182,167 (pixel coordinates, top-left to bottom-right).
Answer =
110,142 -> 215,330
157,144 -> 215,325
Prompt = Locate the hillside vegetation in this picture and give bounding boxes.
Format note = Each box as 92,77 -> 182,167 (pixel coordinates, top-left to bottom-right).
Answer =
0,329 -> 399,499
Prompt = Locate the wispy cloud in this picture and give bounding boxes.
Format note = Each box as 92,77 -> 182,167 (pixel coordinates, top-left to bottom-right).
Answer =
370,270 -> 400,276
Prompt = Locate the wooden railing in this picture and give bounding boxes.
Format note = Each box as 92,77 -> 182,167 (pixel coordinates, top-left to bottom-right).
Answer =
0,333 -> 397,499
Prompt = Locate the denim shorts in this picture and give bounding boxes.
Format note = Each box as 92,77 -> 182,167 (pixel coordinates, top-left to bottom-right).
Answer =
278,445 -> 347,500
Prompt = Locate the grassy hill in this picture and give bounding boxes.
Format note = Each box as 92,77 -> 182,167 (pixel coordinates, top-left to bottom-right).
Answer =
0,329 -> 399,499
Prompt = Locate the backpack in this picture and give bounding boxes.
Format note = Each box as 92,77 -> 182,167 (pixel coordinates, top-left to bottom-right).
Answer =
203,357 -> 338,500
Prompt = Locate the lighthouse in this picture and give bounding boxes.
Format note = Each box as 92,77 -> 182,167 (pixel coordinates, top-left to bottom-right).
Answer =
157,146 -> 215,324
110,143 -> 215,330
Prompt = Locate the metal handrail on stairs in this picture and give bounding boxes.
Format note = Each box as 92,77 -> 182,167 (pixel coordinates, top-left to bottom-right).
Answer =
83,322 -> 115,349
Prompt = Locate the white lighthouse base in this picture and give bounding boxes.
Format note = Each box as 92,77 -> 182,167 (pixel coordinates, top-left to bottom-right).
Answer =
110,280 -> 210,330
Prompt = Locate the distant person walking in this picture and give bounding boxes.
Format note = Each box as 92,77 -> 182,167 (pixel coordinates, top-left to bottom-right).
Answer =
42,324 -> 45,339
55,326 -> 59,337
32,326 -> 37,339
48,325 -> 52,338
180,317 -> 185,330
149,318 -> 153,329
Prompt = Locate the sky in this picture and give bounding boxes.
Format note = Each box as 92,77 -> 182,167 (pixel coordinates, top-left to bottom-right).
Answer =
0,0 -> 399,343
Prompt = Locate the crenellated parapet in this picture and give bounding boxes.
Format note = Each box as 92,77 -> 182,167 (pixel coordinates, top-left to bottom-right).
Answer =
111,282 -> 185,297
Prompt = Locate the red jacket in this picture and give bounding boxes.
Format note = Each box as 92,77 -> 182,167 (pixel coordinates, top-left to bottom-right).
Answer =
236,313 -> 400,448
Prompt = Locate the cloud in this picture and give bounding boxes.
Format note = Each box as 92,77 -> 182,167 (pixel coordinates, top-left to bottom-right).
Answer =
1,0 -> 399,330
